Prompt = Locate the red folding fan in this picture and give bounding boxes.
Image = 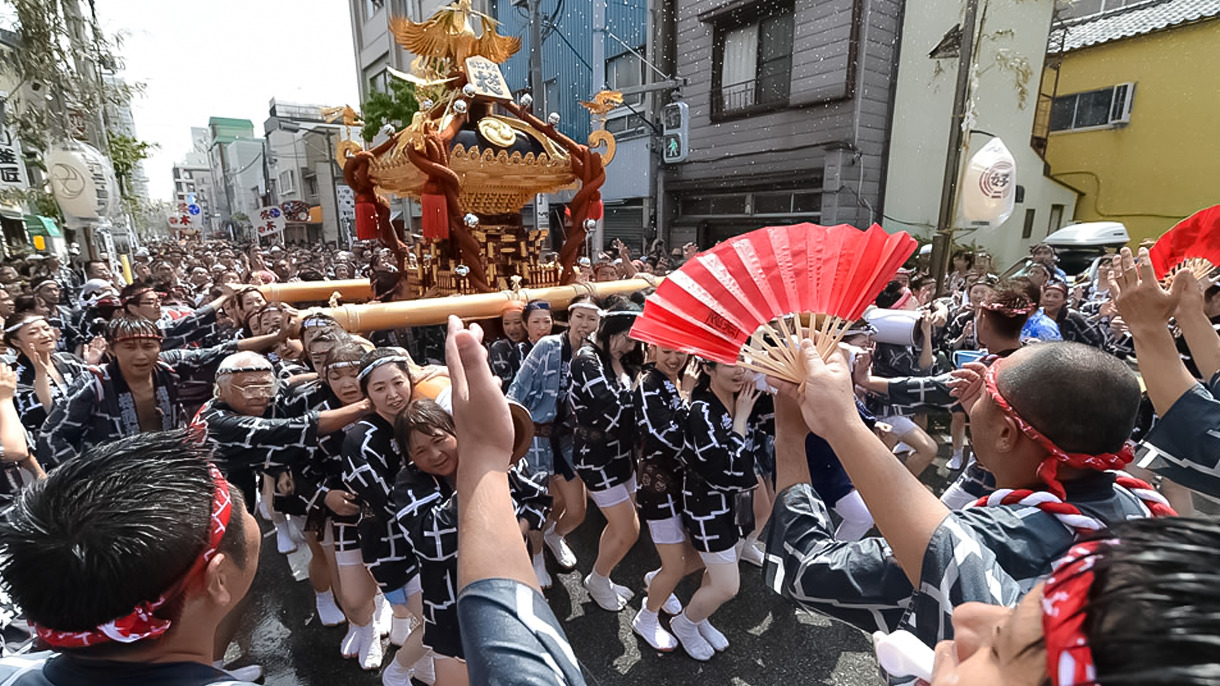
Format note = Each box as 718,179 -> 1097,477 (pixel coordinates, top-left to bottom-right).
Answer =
630,223 -> 917,383
1149,205 -> 1220,280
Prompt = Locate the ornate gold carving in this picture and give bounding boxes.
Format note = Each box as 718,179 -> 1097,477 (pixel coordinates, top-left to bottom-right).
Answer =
588,129 -> 617,166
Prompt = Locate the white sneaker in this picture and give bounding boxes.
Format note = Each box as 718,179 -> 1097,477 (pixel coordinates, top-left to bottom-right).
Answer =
257,493 -> 271,521
698,618 -> 729,652
412,650 -> 436,685
374,593 -> 392,637
669,612 -> 714,661
213,662 -> 263,682
340,623 -> 360,658
222,665 -> 263,682
315,589 -> 346,627
381,656 -> 414,686
610,580 -> 634,602
644,569 -> 682,615
543,524 -> 578,570
355,621 -> 383,671
274,520 -> 297,554
947,451 -> 964,470
632,608 -> 678,652
583,572 -> 627,612
533,552 -> 553,589
389,616 -> 412,647
739,540 -> 764,568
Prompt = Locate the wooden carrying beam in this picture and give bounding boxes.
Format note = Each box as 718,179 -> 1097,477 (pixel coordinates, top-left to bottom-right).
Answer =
321,278 -> 660,332
259,279 -> 374,303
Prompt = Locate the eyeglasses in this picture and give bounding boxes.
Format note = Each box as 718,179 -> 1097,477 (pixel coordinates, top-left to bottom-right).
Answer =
234,384 -> 276,399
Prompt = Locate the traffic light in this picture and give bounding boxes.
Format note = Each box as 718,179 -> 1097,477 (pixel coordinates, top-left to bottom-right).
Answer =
661,101 -> 688,164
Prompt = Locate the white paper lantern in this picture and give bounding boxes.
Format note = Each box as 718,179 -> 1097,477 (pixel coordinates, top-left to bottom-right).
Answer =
46,143 -> 120,220
960,137 -> 1016,229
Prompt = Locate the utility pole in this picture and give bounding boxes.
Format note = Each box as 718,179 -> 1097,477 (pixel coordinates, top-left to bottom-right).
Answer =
529,0 -> 544,111
931,0 -> 979,296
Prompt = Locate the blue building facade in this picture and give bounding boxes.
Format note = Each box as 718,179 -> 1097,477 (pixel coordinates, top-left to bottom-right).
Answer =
489,0 -> 648,155
488,0 -> 654,251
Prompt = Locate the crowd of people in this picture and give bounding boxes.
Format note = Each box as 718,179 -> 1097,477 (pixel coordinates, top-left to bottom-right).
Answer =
0,233 -> 1215,686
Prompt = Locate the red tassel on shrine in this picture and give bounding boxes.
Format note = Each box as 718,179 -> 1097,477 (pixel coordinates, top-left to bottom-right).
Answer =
421,193 -> 449,241
355,201 -> 380,240
588,199 -> 604,221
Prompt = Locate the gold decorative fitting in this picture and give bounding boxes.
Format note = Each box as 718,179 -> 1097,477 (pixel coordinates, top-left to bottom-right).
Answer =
478,118 -> 517,147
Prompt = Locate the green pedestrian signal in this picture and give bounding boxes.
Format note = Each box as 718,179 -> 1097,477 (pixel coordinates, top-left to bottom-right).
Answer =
661,102 -> 689,163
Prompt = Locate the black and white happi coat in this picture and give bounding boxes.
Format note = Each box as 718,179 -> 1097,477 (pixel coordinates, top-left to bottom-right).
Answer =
635,364 -> 688,522
569,346 -> 637,493
764,474 -> 1157,675
883,348 -> 1021,501
342,415 -> 418,590
1136,371 -> 1220,500
274,379 -> 355,533
488,338 -> 527,391
192,396 -> 320,514
159,302 -> 221,351
394,464 -> 549,659
681,385 -> 759,554
12,352 -> 90,434
35,343 -> 235,468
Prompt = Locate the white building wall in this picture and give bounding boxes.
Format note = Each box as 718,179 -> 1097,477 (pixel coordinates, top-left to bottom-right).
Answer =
882,0 -> 1078,267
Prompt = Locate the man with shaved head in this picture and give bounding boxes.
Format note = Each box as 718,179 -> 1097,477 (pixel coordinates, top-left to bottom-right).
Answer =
761,340 -> 1176,654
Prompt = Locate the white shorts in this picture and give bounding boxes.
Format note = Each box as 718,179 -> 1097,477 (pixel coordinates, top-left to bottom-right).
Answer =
588,474 -> 637,510
646,515 -> 687,545
880,414 -> 919,437
698,547 -> 738,566
335,548 -> 364,567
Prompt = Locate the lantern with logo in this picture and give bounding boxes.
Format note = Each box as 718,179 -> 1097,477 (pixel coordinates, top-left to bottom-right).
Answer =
959,137 -> 1016,230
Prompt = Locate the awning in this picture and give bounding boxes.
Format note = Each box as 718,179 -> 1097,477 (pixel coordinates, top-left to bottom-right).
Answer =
24,214 -> 61,238
0,207 -> 23,221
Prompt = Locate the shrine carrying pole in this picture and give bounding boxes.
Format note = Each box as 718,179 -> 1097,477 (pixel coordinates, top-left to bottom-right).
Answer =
319,277 -> 659,332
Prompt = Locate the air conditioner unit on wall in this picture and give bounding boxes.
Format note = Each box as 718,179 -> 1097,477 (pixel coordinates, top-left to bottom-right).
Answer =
1109,82 -> 1135,124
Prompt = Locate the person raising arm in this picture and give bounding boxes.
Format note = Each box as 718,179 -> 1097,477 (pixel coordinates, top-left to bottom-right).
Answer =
1110,246 -> 1220,499
446,316 -> 586,686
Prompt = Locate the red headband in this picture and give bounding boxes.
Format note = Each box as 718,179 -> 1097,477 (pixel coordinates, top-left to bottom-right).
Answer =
979,299 -> 1036,317
984,363 -> 1134,500
110,331 -> 164,344
35,464 -> 233,648
120,287 -> 155,306
891,289 -> 914,310
1041,539 -> 1110,686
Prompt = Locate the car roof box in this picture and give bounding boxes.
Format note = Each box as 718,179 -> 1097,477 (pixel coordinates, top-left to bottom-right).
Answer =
1045,221 -> 1129,248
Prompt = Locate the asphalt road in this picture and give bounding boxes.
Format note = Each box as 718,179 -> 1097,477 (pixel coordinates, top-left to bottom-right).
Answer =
229,485 -> 906,686
226,445 -> 1219,685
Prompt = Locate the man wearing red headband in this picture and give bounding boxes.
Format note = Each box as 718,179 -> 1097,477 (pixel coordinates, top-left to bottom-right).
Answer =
0,430 -> 263,684
37,317 -> 283,468
761,337 -> 1174,664
119,281 -> 237,351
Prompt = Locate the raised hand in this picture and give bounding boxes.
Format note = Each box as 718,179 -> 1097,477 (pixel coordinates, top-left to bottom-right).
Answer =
948,361 -> 988,413
0,364 -> 15,402
445,315 -> 514,473
84,336 -> 108,365
1108,247 -> 1178,333
769,341 -> 859,440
